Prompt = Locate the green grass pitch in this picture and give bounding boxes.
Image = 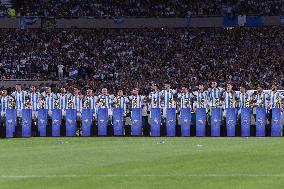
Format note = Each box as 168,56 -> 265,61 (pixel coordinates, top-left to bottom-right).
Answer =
0,137 -> 284,189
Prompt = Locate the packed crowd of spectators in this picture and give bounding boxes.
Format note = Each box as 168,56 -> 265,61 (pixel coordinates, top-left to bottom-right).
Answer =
0,27 -> 283,94
14,0 -> 284,17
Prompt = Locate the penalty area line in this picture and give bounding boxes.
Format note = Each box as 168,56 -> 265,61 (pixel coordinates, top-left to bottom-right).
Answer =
0,174 -> 284,179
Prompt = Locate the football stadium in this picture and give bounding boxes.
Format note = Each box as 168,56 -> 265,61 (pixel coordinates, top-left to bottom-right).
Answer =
0,0 -> 284,188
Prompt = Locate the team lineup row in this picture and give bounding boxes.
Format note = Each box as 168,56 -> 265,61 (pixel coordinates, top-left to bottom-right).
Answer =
0,82 -> 284,113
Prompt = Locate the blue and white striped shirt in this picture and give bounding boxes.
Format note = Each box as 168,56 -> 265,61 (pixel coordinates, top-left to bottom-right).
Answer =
194,90 -> 208,109
43,93 -> 57,110
223,91 -> 237,108
237,92 -> 251,108
162,89 -> 176,108
178,92 -> 192,109
58,93 -> 70,110
208,87 -> 223,107
148,91 -> 162,108
12,91 -> 26,110
83,96 -> 97,110
98,95 -> 113,109
0,96 -> 9,112
70,95 -> 82,112
113,96 -> 129,112
269,91 -> 283,108
28,92 -> 41,111
129,95 -> 144,109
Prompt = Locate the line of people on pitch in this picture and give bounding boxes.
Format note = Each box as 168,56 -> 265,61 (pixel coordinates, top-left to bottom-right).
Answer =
0,81 -> 283,118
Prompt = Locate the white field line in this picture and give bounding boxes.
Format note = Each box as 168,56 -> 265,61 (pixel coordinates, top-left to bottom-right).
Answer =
1,174 -> 284,179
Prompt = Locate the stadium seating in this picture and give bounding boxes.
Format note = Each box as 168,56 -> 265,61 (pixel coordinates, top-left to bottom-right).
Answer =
0,27 -> 283,93
9,0 -> 284,17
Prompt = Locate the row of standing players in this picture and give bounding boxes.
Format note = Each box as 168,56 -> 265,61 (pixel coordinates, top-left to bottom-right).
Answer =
0,82 -> 284,117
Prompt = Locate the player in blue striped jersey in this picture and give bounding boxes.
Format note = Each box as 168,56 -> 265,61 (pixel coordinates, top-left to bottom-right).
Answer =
129,88 -> 145,109
222,83 -> 237,109
42,87 -> 58,116
67,88 -> 83,116
222,83 -> 237,120
58,87 -> 71,116
161,83 -> 177,118
236,85 -> 252,108
128,88 -> 146,136
113,89 -> 129,115
177,86 -> 192,110
147,83 -> 162,133
0,90 -> 10,117
97,88 -> 114,108
252,86 -> 269,109
27,86 -> 40,111
193,83 -> 209,112
148,84 -> 162,109
208,80 -> 224,108
83,89 -> 97,117
97,88 -> 114,119
268,84 -> 283,109
11,84 -> 27,117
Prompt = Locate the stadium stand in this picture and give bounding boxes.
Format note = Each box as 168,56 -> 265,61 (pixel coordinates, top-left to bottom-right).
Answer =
12,0 -> 284,17
0,27 -> 283,94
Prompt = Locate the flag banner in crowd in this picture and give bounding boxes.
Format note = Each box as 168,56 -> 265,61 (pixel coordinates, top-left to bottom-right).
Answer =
69,68 -> 78,78
113,16 -> 125,24
223,15 -> 262,27
180,108 -> 191,136
166,108 -> 176,136
5,109 -> 16,138
244,16 -> 262,27
150,108 -> 161,136
98,108 -> 108,136
256,108 -> 266,137
196,108 -> 206,137
131,108 -> 142,136
38,109 -> 48,137
81,109 -> 92,137
271,108 -> 282,137
52,109 -> 61,137
226,108 -> 237,136
211,108 -> 221,136
66,109 -> 77,137
241,108 -> 252,136
19,16 -> 38,29
223,16 -> 238,27
22,109 -> 32,137
113,108 -> 124,136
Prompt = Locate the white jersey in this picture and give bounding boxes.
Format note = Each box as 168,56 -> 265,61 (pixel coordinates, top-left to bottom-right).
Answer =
97,95 -> 113,109
113,96 -> 129,112
148,91 -> 162,108
237,92 -> 251,108
11,91 -> 27,110
161,89 -> 177,108
70,95 -> 82,112
27,92 -> 41,111
83,96 -> 97,110
208,87 -> 223,107
43,93 -> 57,110
269,91 -> 283,108
58,93 -> 71,110
193,90 -> 208,109
0,96 -> 9,112
129,95 -> 144,109
178,92 -> 192,109
254,92 -> 268,108
223,91 -> 237,109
